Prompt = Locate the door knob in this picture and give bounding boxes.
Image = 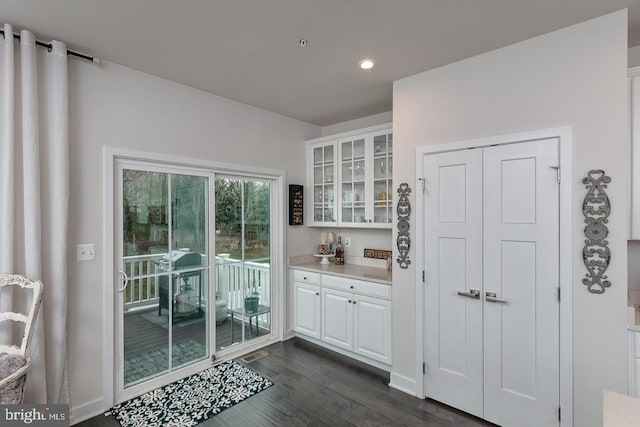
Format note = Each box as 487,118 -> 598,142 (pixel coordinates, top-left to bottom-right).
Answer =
457,289 -> 480,299
485,292 -> 507,304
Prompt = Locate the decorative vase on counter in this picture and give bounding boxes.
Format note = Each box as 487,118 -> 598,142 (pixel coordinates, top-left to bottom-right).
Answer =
334,236 -> 345,265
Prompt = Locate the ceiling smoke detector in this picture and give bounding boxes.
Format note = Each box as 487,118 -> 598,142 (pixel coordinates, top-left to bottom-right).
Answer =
299,39 -> 308,47
359,58 -> 375,70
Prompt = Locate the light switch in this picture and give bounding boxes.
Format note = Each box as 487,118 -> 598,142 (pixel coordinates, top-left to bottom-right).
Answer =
77,243 -> 96,261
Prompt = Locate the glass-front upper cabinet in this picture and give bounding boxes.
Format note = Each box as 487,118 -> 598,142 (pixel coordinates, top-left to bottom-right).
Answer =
338,129 -> 392,228
306,124 -> 392,229
340,137 -> 366,225
308,141 -> 337,226
372,132 -> 393,226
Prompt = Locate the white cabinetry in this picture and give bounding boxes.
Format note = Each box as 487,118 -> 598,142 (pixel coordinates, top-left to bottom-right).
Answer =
321,275 -> 392,365
629,330 -> 640,397
290,268 -> 392,369
321,288 -> 353,350
292,270 -> 321,339
308,140 -> 337,226
306,123 -> 392,228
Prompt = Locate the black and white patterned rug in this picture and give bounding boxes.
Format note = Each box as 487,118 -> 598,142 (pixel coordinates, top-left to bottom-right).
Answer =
109,360 -> 273,426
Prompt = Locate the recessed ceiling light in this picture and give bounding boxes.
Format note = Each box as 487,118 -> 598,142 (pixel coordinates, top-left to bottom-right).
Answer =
359,58 -> 375,70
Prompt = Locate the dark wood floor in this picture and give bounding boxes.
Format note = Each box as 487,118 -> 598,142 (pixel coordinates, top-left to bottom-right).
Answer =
78,338 -> 494,427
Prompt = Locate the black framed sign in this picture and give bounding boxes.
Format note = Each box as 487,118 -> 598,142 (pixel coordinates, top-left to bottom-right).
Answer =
289,185 -> 304,225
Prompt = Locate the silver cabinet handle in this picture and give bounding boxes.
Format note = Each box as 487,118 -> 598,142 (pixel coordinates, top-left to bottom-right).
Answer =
118,268 -> 129,292
457,289 -> 480,299
486,292 -> 507,304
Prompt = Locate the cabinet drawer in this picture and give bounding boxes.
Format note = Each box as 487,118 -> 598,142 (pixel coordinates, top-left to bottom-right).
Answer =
322,275 -> 391,300
292,269 -> 320,285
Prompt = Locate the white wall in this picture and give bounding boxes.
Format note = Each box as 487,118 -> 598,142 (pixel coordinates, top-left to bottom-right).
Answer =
67,60 -> 320,419
321,111 -> 392,136
393,11 -> 628,426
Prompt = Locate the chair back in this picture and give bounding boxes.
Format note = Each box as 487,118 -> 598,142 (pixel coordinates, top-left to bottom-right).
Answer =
0,274 -> 43,357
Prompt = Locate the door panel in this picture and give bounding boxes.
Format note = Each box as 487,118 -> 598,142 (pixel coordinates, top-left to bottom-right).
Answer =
354,295 -> 391,364
322,288 -> 353,350
294,283 -> 321,339
423,138 -> 560,426
483,139 -> 560,426
424,149 -> 483,417
117,165 -> 212,402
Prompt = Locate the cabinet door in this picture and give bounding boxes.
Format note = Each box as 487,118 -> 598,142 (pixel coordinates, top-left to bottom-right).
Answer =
353,295 -> 391,364
371,132 -> 393,227
308,141 -> 337,226
339,136 -> 367,226
294,283 -> 321,339
322,288 -> 353,350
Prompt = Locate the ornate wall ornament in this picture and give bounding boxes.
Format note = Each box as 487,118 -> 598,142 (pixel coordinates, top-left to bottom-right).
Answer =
396,183 -> 411,269
582,170 -> 611,294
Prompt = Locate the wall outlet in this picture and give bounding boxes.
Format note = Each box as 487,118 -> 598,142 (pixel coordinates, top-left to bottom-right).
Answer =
77,243 -> 96,261
343,236 -> 351,247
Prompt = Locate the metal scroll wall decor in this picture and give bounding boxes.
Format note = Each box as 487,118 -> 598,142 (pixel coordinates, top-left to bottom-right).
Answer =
582,170 -> 611,294
396,183 -> 411,269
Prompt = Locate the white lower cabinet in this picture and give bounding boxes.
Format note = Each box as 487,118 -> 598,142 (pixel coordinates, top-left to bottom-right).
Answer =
322,288 -> 354,350
353,294 -> 391,365
291,268 -> 392,369
293,270 -> 321,339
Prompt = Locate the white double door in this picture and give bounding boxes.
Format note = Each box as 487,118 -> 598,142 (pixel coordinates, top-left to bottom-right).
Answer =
423,138 -> 560,426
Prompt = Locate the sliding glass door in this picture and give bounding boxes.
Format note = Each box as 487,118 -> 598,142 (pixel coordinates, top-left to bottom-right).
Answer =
215,176 -> 271,351
116,163 -> 213,400
113,158 -> 279,404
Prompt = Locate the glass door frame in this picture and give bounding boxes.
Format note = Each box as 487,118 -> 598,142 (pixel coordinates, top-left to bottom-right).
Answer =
114,159 -> 216,403
103,147 -> 286,410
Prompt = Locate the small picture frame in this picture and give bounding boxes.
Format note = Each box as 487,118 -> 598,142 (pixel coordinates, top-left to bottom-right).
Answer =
289,185 -> 304,225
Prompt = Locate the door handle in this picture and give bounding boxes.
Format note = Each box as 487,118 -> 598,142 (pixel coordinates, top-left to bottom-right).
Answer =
485,292 -> 507,304
457,289 -> 480,299
118,268 -> 129,292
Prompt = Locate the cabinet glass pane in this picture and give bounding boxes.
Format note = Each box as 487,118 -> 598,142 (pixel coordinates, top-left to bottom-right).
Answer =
314,147 -> 323,165
314,186 -> 323,203
324,146 -> 334,163
373,135 -> 387,156
314,166 -> 322,183
354,139 -> 365,158
342,162 -> 353,181
326,186 -> 334,203
342,142 -> 352,160
354,160 -> 365,181
342,183 -> 352,205
324,165 -> 334,183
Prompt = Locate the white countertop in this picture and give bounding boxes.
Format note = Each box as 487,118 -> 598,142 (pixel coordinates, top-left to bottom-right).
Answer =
290,261 -> 392,285
604,390 -> 640,426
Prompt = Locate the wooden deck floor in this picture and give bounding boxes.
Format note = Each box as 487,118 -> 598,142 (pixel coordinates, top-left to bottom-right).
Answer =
124,306 -> 270,371
78,338 -> 493,427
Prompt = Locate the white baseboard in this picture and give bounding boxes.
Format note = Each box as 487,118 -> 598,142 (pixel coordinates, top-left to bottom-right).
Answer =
70,397 -> 106,425
389,372 -> 418,397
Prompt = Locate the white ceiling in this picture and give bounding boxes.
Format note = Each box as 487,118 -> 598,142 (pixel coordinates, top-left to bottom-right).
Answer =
2,0 -> 640,126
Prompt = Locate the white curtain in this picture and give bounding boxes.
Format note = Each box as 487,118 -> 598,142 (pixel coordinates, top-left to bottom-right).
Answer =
0,24 -> 70,404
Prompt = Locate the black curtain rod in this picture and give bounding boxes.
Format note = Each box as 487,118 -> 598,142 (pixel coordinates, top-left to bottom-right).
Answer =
0,28 -> 95,62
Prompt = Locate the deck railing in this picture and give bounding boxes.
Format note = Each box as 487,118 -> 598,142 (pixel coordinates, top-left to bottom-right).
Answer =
123,253 -> 271,314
